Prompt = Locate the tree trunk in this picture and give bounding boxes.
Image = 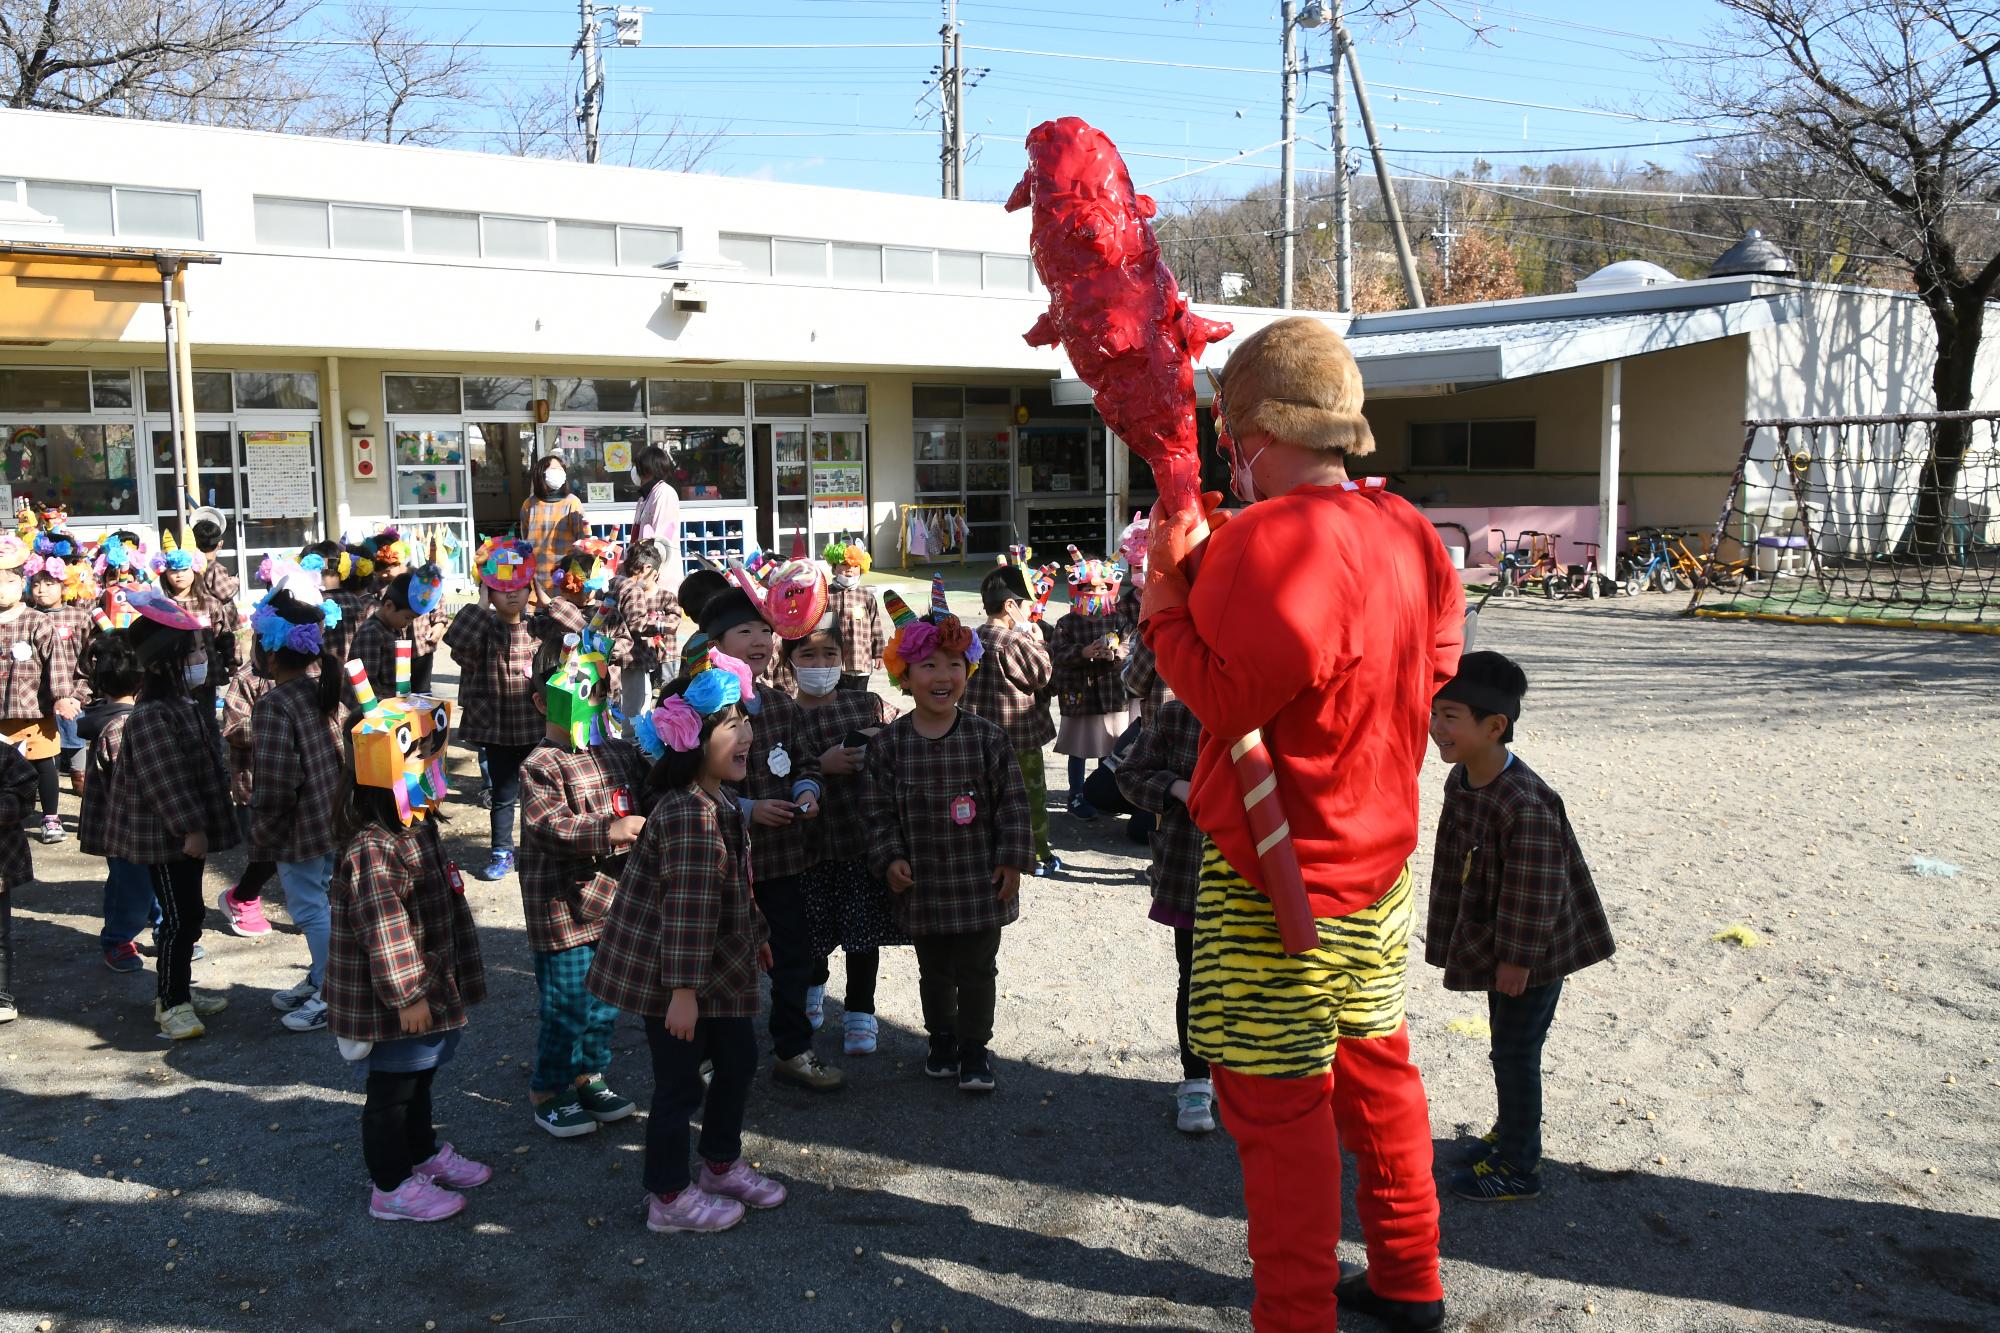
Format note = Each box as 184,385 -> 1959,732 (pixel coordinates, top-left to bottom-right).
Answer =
1904,288 -> 1987,559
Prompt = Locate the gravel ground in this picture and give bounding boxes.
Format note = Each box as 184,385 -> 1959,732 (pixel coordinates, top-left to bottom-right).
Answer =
2,591 -> 1997,1333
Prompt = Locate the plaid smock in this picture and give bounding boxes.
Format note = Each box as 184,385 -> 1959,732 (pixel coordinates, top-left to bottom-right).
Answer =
443,605 -> 542,747
1114,699 -> 1204,917
167,586 -> 239,687
36,604 -> 95,707
963,622 -> 1055,750
738,685 -> 823,883
412,607 -> 448,656
0,609 -> 54,718
793,689 -> 898,864
1046,609 -> 1129,719
347,613 -> 403,708
862,710 -> 1032,936
519,495 -> 589,597
326,820 -> 487,1044
603,575 -> 679,676
93,697 -> 241,864
77,703 -> 132,858
826,583 -> 891,676
587,784 -> 769,1020
322,588 -> 368,670
530,595 -> 593,659
1122,632 -> 1177,728
1426,756 -> 1616,992
249,674 -> 345,863
518,738 -> 649,954
201,560 -> 241,608
220,665 -> 271,764
0,741 -> 36,891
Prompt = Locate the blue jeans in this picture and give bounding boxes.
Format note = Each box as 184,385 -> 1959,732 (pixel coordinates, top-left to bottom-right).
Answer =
101,856 -> 161,950
1489,977 -> 1564,1168
277,853 -> 335,990
57,716 -> 84,775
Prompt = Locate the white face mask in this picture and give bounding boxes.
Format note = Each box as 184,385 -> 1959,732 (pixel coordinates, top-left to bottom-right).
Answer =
1229,441 -> 1266,505
544,466 -> 567,492
830,571 -> 859,590
793,666 -> 843,697
184,660 -> 208,687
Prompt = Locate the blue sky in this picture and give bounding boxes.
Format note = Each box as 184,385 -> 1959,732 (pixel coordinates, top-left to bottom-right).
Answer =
345,0 -> 1725,201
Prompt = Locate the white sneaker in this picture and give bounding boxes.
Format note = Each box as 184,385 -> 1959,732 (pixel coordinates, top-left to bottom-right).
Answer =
805,984 -> 825,1031
281,996 -> 329,1032
271,977 -> 317,1012
1175,1079 -> 1216,1134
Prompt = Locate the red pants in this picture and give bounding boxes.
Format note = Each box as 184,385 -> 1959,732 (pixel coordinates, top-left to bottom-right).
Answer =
1216,1022 -> 1442,1332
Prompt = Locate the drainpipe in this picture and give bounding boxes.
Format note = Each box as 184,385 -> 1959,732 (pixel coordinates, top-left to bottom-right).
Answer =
325,354 -> 350,539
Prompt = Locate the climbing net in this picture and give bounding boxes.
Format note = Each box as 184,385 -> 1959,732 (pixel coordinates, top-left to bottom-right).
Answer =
1688,410 -> 2000,633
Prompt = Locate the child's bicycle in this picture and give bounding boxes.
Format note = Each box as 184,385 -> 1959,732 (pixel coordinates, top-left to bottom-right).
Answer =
1564,541 -> 1617,599
1620,528 -> 1678,594
1485,529 -> 1568,599
1664,529 -> 1749,592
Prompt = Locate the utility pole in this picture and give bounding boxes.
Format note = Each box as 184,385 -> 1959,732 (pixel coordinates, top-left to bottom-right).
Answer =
1327,1 -> 1352,312
577,0 -> 603,164
1279,0 -> 1297,309
1434,188 -> 1459,296
938,0 -> 961,200
951,12 -> 965,201
1340,25 -> 1425,308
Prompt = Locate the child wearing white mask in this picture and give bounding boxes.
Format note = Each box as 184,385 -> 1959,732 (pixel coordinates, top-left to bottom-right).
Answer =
787,613 -> 905,1056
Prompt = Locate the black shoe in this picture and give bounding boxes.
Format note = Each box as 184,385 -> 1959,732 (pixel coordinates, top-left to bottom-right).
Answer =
924,1034 -> 959,1079
957,1049 -> 995,1093
1335,1266 -> 1444,1333
1035,855 -> 1065,878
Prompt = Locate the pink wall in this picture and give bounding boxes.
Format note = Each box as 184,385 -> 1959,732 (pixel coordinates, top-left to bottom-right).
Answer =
1421,505 -> 1631,567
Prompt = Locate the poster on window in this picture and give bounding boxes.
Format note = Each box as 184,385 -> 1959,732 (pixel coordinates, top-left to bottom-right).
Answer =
243,430 -> 316,518
810,464 -> 864,502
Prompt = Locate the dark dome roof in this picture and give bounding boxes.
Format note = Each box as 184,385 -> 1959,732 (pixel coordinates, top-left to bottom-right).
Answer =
1709,229 -> 1795,278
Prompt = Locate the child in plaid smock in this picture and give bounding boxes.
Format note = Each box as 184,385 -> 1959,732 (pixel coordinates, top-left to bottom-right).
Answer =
0,739 -> 38,1023
588,658 -> 789,1236
822,542 -> 891,690
695,583 -> 837,1093
787,613 -> 903,1057
78,635 -> 159,975
1428,651 -> 1614,1205
156,535 -> 238,718
215,653 -> 276,938
864,592 -> 1032,1094
0,536 -> 72,845
963,564 -> 1058,874
517,635 -> 647,1139
29,561 -> 93,798
1114,697 -> 1213,1134
604,539 -> 680,723
446,539 -> 541,882
325,785 -> 491,1225
1046,554 -> 1131,821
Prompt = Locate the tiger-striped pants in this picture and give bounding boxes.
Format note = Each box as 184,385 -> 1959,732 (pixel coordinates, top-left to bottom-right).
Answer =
1190,844 -> 1442,1331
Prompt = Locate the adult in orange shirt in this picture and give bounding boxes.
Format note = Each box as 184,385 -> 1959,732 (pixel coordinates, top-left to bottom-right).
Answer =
1142,317 -> 1464,1333
518,455 -> 588,605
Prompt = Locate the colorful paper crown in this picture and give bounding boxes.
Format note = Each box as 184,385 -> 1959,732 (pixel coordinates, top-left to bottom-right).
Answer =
473,537 -> 534,592
369,528 -> 411,570
60,558 -> 96,605
151,529 -> 203,575
95,533 -> 146,580
761,558 -> 829,641
343,545 -> 375,582
0,534 -> 29,572
822,540 -> 872,575
634,647 -> 754,760
407,563 -> 444,616
1117,512 -> 1150,586
879,577 -> 983,682
557,538 -> 615,598
122,585 -> 203,632
346,645 -> 451,825
251,561 -> 343,656
546,632 -> 615,750
1065,545 -> 1122,615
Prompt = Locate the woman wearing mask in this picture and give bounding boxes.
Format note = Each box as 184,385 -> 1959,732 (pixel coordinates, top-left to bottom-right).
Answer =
629,446 -> 683,589
518,455 -> 589,605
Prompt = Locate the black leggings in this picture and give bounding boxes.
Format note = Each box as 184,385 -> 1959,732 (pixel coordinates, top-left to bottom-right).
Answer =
362,1069 -> 440,1191
31,755 -> 56,819
1175,926 -> 1208,1082
148,857 -> 206,1008
410,653 -> 435,697
0,889 -> 13,1001
234,861 -> 277,903
809,950 -> 880,1016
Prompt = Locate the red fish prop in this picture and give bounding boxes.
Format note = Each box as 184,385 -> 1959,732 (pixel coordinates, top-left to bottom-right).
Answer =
1010,116 -> 1315,956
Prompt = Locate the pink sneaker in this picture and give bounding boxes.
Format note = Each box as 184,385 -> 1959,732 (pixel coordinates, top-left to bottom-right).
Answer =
217,888 -> 272,937
368,1175 -> 466,1223
414,1141 -> 492,1190
644,1186 -> 745,1234
698,1158 -> 788,1210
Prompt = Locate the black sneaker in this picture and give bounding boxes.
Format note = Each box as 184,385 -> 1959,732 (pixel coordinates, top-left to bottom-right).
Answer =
1335,1265 -> 1444,1332
957,1049 -> 995,1094
924,1034 -> 959,1079
1448,1155 -> 1543,1202
1456,1128 -> 1499,1166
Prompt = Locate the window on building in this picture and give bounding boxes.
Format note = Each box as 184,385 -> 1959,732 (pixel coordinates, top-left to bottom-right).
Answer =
618,225 -> 681,269
411,209 -> 481,258
884,246 -> 934,284
812,383 -> 867,416
142,370 -> 234,414
649,424 -> 748,503
545,377 -> 643,413
719,233 -> 771,275
555,220 -> 617,266
912,385 -> 964,418
1409,419 -> 1537,471
462,375 -> 534,412
648,380 -> 745,415
25,181 -> 113,236
331,203 -> 406,251
1,422 -> 140,518
543,422 -> 648,503
773,238 -> 828,278
91,370 -> 134,410
232,371 -> 320,411
385,374 -> 463,415
481,215 -> 550,262
832,243 -> 882,282
0,367 -> 92,413
938,250 -> 983,289
752,382 -> 810,416
254,197 -> 330,249
983,254 -> 1032,291
114,188 -> 202,240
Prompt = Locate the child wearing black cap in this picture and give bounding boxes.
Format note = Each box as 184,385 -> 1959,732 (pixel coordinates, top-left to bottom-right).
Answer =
1425,650 -> 1614,1204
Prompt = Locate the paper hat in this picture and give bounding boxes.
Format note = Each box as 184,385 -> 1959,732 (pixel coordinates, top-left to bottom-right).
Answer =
546,632 -> 613,749
762,558 -> 829,641
406,563 -> 444,616
0,535 -> 28,571
879,587 -> 983,683
122,585 -> 202,632
94,584 -> 136,631
59,558 -> 96,605
634,647 -> 754,760
368,527 -> 411,570
345,651 -> 452,825
1117,512 -> 1150,587
251,560 -> 344,657
1065,545 -> 1122,615
94,532 -> 147,580
151,529 -> 204,575
556,538 -> 615,598
475,537 -> 534,593
822,540 -> 873,575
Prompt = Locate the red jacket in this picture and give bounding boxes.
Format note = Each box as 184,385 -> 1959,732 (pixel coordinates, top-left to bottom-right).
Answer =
1144,480 -> 1464,919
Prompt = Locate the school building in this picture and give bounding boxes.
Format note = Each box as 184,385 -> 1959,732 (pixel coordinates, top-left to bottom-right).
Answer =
3,108 -> 1995,590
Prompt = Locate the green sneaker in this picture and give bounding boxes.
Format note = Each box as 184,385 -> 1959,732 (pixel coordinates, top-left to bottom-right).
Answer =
575,1077 -> 636,1123
532,1097 -> 599,1139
